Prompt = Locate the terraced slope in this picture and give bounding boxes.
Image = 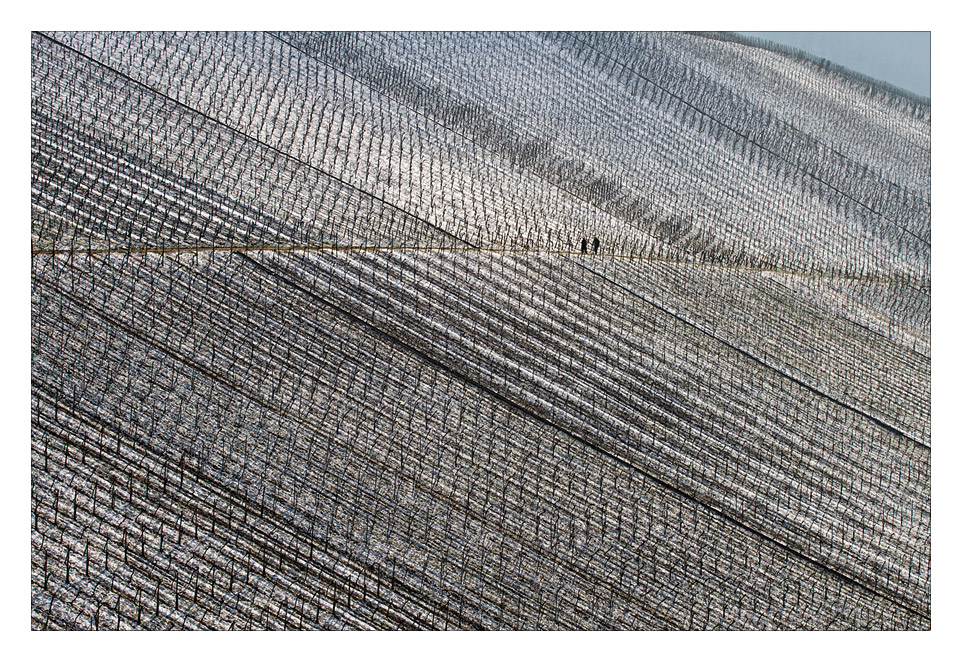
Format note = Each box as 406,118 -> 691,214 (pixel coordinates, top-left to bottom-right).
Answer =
31,31 -> 930,629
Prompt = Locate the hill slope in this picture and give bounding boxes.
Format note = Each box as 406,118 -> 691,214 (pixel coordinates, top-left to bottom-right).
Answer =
31,31 -> 930,629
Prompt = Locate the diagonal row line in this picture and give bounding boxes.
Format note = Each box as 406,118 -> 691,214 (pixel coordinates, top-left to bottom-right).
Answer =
241,251 -> 929,621
33,32 -> 471,252
564,32 -> 930,247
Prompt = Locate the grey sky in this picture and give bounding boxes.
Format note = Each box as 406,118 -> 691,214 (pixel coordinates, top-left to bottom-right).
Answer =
737,32 -> 930,99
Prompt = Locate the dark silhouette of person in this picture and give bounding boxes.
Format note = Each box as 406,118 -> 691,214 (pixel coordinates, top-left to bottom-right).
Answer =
592,237 -> 600,253
581,238 -> 588,254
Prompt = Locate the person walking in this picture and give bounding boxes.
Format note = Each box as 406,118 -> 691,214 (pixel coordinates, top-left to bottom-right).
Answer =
592,237 -> 600,253
581,238 -> 588,254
